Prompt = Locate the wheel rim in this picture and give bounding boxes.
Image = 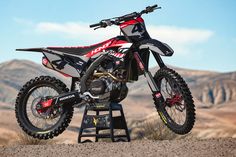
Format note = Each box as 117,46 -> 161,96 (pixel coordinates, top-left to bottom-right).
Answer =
25,86 -> 62,130
159,77 -> 187,126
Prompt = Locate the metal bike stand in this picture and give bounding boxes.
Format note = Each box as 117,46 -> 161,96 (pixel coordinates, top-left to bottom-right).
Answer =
78,103 -> 130,143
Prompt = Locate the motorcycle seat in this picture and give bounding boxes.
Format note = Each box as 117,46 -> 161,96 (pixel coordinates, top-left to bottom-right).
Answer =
47,40 -> 110,56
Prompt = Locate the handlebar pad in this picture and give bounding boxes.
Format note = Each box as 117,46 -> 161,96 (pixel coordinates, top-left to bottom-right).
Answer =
118,12 -> 138,21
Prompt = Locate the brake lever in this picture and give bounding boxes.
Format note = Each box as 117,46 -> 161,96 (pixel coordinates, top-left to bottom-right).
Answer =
149,7 -> 161,12
94,26 -> 102,30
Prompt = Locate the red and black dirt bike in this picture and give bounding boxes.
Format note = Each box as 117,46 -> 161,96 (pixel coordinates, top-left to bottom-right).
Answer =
15,5 -> 195,139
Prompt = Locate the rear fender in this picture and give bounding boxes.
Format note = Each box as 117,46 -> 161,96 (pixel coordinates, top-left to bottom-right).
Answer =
16,48 -> 81,77
42,52 -> 83,77
139,39 -> 174,56
16,48 -> 44,52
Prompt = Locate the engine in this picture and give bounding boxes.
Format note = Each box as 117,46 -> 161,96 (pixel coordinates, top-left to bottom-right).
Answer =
88,76 -> 128,103
89,79 -> 107,95
88,56 -> 128,103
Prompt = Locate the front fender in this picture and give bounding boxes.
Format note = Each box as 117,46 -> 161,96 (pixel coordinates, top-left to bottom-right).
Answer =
139,39 -> 174,56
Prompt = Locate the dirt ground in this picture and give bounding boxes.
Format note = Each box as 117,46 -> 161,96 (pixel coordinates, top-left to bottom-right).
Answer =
1,139 -> 236,157
1,102 -> 236,145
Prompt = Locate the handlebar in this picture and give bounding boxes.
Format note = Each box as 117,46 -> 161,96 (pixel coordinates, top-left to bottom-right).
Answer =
89,4 -> 161,29
89,23 -> 101,28
89,20 -> 114,29
141,4 -> 158,14
117,12 -> 139,22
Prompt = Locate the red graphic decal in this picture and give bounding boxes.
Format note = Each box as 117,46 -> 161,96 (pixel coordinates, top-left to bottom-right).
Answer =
109,40 -> 128,47
58,71 -> 72,77
155,93 -> 162,98
120,17 -> 144,28
42,58 -> 49,65
110,52 -> 125,58
85,40 -> 112,57
47,39 -> 113,49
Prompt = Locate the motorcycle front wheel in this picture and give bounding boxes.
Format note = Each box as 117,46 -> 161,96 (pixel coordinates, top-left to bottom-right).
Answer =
154,67 -> 195,134
15,76 -> 73,139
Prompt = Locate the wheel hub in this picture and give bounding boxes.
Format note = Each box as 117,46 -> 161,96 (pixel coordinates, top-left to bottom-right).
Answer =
166,94 -> 182,107
35,97 -> 60,119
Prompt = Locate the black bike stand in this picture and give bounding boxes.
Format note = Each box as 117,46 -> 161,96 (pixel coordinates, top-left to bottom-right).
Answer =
78,103 -> 130,143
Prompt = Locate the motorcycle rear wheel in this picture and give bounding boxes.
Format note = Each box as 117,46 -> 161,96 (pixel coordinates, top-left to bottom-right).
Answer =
15,76 -> 73,139
154,67 -> 195,134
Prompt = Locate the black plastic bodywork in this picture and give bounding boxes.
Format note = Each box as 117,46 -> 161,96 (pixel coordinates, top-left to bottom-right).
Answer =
139,39 -> 174,56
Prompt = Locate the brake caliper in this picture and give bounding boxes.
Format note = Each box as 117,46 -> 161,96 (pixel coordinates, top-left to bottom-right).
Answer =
36,98 -> 53,114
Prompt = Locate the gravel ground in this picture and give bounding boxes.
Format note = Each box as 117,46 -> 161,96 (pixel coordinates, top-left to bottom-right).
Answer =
1,139 -> 236,157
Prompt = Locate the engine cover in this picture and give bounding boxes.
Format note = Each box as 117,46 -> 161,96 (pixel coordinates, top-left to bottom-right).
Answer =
89,79 -> 106,95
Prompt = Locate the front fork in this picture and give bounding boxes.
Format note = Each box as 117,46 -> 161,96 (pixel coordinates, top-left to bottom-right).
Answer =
133,51 -> 165,105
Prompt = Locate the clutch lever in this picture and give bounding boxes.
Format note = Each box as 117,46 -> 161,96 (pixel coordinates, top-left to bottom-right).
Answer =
94,26 -> 102,30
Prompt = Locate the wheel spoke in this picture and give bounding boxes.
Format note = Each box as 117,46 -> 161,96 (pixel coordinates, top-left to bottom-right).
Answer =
160,77 -> 187,126
25,86 -> 62,130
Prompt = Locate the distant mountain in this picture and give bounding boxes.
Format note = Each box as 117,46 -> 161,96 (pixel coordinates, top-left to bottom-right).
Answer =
0,59 -> 69,105
127,66 -> 236,107
0,59 -> 235,108
188,72 -> 236,105
165,68 -> 236,106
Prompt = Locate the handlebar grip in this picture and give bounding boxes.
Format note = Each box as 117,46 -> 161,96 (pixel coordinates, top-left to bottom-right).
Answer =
89,23 -> 101,28
151,4 -> 158,8
146,4 -> 158,12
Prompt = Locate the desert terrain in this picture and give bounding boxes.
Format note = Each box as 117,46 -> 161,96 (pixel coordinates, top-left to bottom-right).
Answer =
1,139 -> 236,157
0,60 -> 236,156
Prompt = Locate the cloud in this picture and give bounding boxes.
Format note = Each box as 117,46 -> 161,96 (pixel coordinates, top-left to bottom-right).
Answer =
22,20 -> 214,55
148,25 -> 213,44
13,17 -> 34,26
147,25 -> 213,55
35,22 -> 120,42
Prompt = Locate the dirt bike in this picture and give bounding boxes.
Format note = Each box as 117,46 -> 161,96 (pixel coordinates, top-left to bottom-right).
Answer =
15,4 -> 195,139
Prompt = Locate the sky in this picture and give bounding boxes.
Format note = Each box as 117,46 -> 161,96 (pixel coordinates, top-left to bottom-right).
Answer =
0,0 -> 236,72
